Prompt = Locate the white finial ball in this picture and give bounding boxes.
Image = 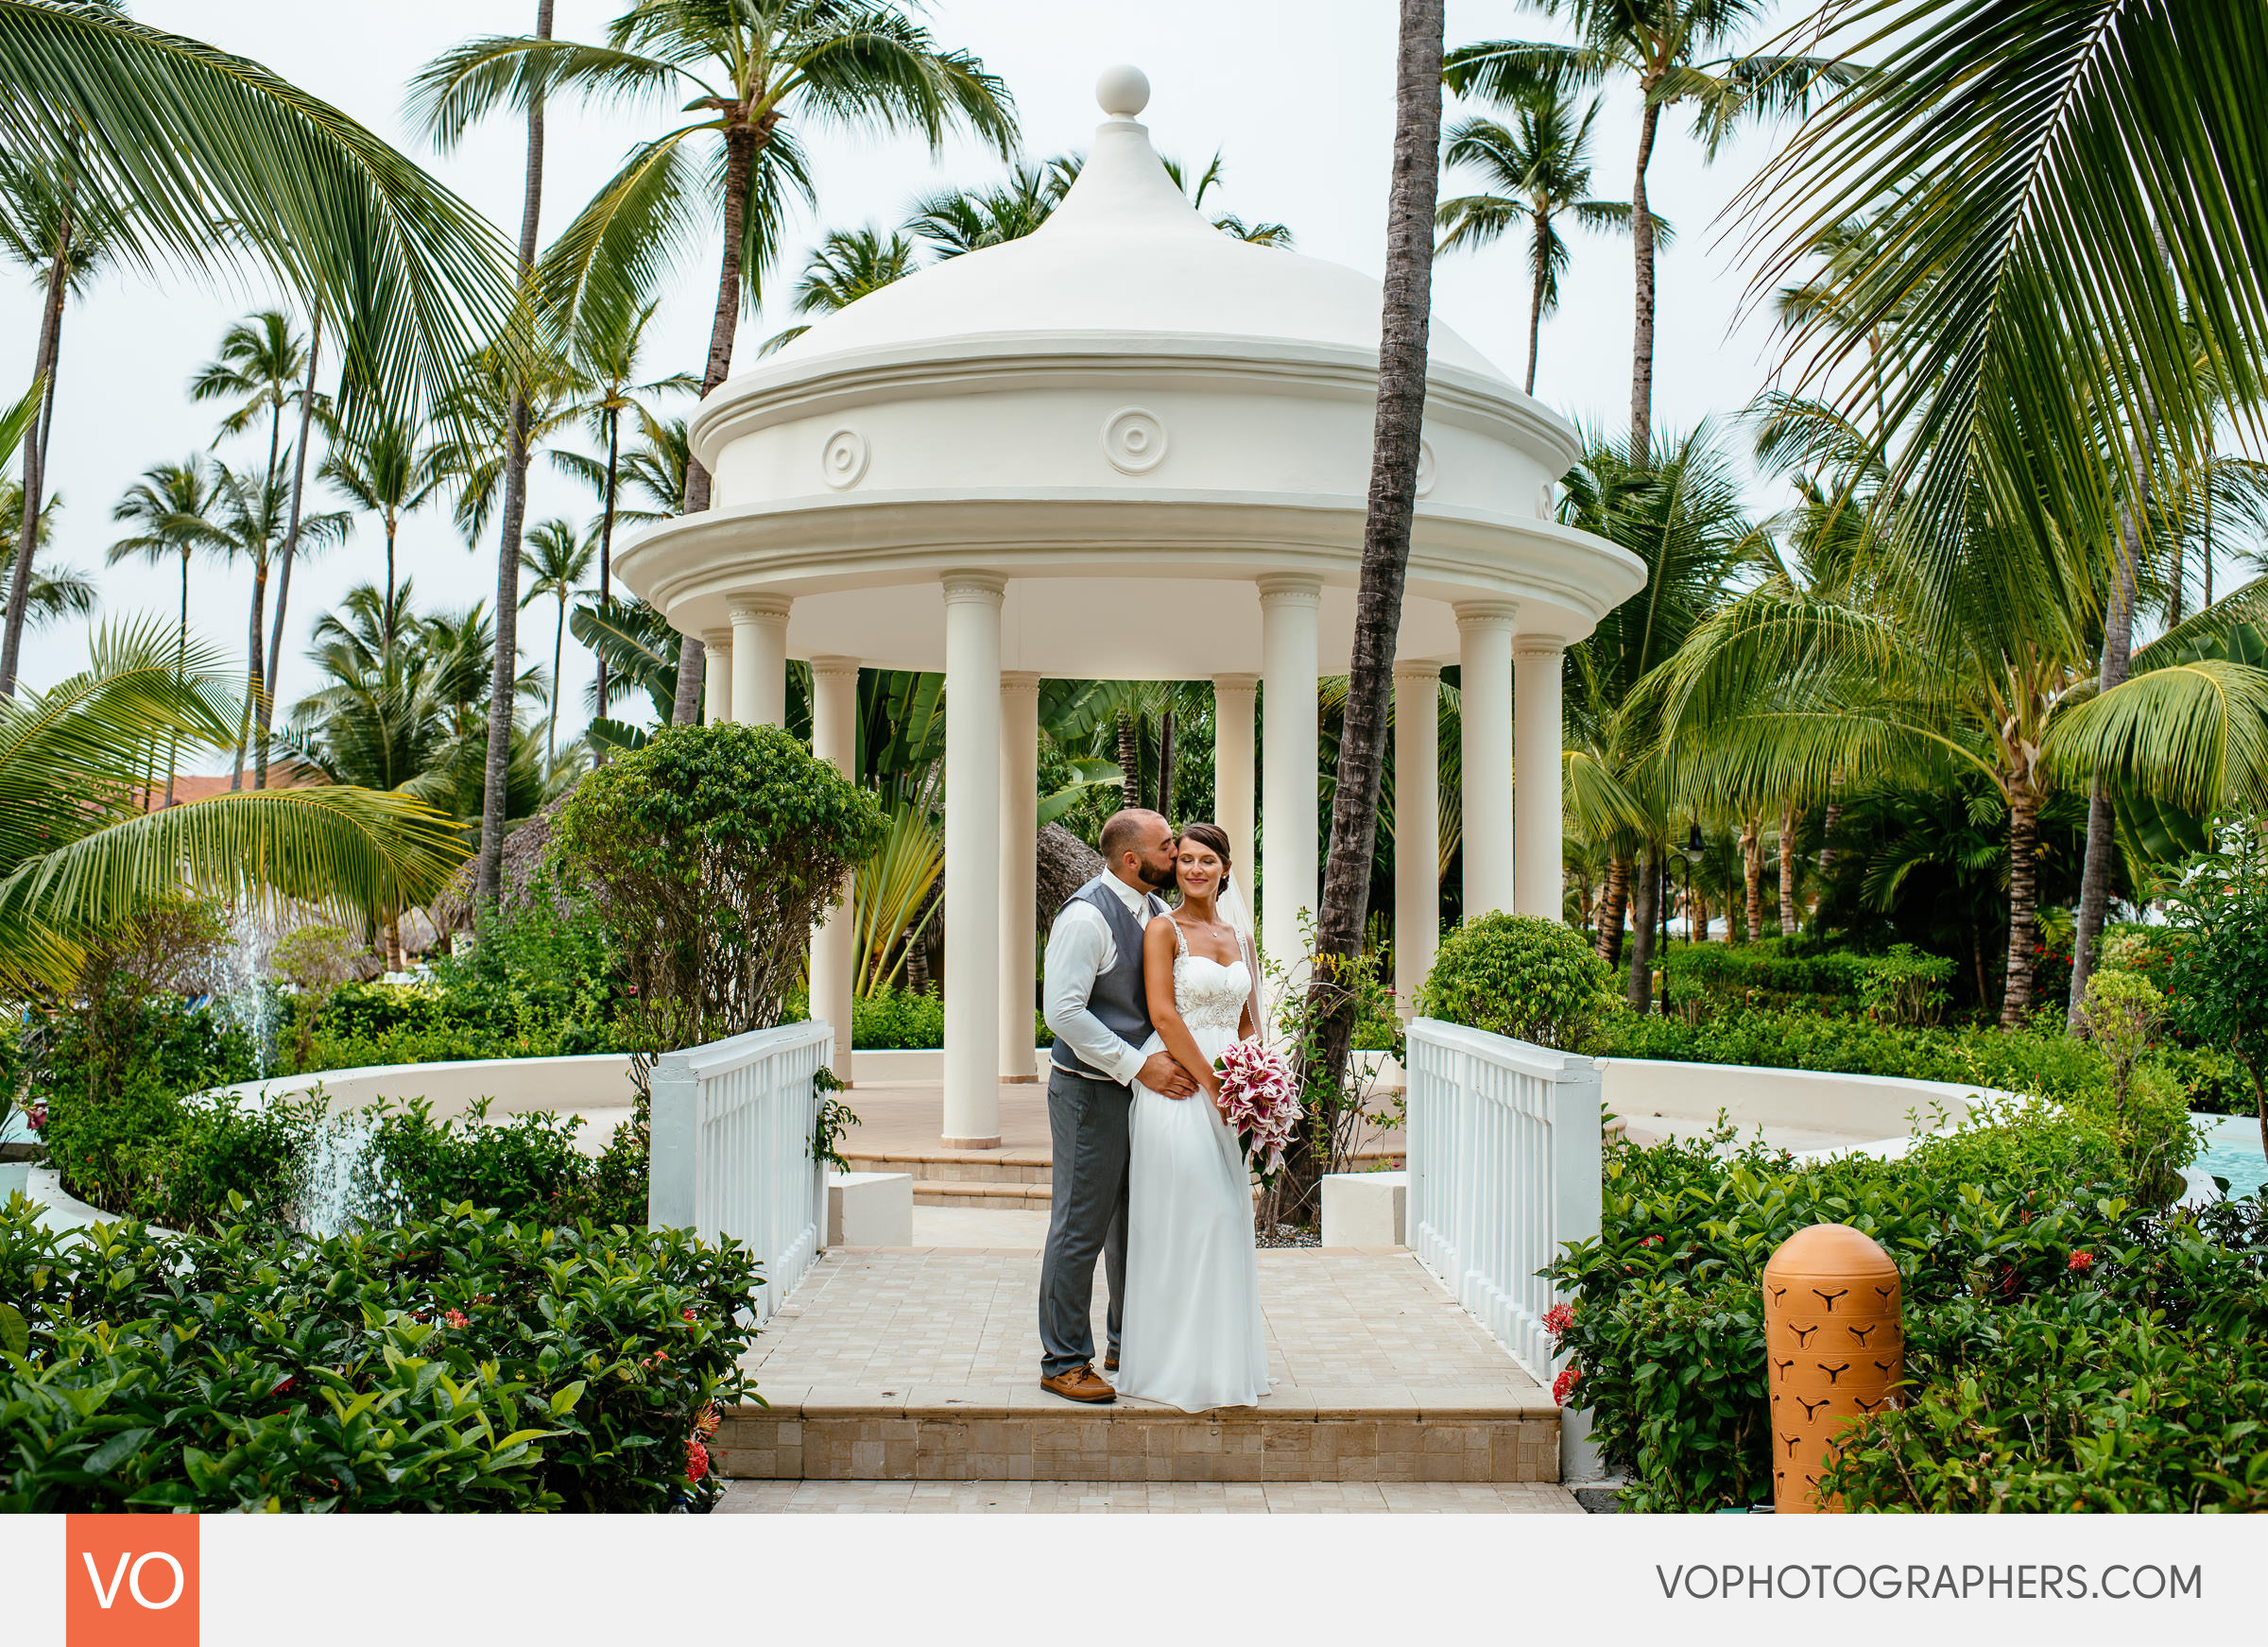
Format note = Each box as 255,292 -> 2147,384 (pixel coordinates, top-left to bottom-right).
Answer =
1096,64 -> 1150,120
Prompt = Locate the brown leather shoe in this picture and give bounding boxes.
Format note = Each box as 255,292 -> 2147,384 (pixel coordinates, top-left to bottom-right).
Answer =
1104,1353 -> 1120,1373
1040,1364 -> 1117,1403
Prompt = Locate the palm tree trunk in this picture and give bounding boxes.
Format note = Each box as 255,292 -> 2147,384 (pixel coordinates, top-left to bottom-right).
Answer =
1285,0 -> 1445,1219
1118,711 -> 1142,807
1741,814 -> 1763,943
259,309 -> 322,791
2069,449 -> 2150,1030
1157,703 -> 1177,822
548,592 -> 566,766
1626,90 -> 1662,467
164,548 -> 187,808
384,518 -> 399,642
1818,766 -> 1842,874
594,407 -> 620,733
0,208 -> 71,699
672,115 -> 759,728
1778,800 -> 1798,936
1525,214 -> 1547,396
1625,844 -> 1659,1011
233,561 -> 268,791
1595,855 -> 1627,967
476,0 -> 556,903
2002,773 -> 2042,1029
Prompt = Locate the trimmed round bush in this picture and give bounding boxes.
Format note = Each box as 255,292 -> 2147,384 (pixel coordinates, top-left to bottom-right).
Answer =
1416,913 -> 1617,1051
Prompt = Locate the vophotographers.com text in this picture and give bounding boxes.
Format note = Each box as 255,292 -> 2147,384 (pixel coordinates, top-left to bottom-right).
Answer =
1657,1564 -> 2202,1602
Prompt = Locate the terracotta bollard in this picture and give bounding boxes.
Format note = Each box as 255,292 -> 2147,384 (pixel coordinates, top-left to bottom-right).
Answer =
1761,1224 -> 1904,1513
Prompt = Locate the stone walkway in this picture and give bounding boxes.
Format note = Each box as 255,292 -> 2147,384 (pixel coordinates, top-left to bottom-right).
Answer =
715,1246 -> 1557,1487
717,1480 -> 1580,1513
742,1246 -> 1544,1393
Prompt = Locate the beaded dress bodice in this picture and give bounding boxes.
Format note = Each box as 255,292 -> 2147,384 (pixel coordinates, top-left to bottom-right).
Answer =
1168,919 -> 1250,1036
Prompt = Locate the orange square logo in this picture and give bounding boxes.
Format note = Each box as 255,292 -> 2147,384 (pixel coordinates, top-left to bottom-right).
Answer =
65,1516 -> 199,1646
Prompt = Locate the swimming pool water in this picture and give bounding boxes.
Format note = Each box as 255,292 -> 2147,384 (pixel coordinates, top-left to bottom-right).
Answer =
2192,1112 -> 2267,1202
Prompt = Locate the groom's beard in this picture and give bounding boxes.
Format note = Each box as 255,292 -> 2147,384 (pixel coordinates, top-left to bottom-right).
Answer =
1136,861 -> 1177,890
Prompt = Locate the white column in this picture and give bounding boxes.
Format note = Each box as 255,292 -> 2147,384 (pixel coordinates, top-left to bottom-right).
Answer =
1394,659 -> 1441,1019
730,595 -> 791,728
1211,674 -> 1258,902
700,629 -> 732,727
999,671 -> 1041,1082
1259,575 -> 1321,991
810,654 -> 861,1085
1456,601 -> 1518,919
1515,635 -> 1568,920
941,573 -> 1005,1149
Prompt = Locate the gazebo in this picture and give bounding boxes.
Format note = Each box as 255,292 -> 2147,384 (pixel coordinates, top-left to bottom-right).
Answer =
618,66 -> 1644,1149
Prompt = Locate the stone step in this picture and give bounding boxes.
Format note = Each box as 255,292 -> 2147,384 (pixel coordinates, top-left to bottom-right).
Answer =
843,1141 -> 1404,1189
713,1383 -> 1558,1484
912,1180 -> 1051,1210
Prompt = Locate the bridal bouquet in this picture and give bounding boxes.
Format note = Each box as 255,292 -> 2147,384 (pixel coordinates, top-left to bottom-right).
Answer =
1213,1038 -> 1300,1178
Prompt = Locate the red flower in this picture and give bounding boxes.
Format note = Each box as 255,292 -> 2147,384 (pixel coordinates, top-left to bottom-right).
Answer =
685,1437 -> 711,1484
681,1308 -> 696,1323
1541,1302 -> 1575,1340
442,1309 -> 470,1329
1640,1235 -> 1663,1248
23,1103 -> 45,1132
1552,1363 -> 1582,1406
2068,1250 -> 2094,1274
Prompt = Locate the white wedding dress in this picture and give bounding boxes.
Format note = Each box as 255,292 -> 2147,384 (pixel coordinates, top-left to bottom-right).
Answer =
1114,932 -> 1271,1413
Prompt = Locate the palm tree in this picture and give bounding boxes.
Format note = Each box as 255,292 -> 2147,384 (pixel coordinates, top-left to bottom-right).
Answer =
1289,0 -> 1447,1216
0,620 -> 466,989
1445,1 -> 1853,464
906,160 -> 1072,258
0,146 -> 114,701
320,412 -> 449,642
1560,423 -> 1757,1000
413,0 -> 1022,746
518,518 -> 595,765
1436,91 -> 1630,395
549,299 -> 694,724
762,227 -> 922,354
0,371 -> 89,643
0,5 -> 519,698
106,455 -> 231,806
208,460 -> 352,791
1159,153 -> 1294,249
190,312 -> 306,494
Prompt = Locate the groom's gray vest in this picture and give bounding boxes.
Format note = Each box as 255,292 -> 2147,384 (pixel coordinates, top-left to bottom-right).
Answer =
1050,874 -> 1161,1084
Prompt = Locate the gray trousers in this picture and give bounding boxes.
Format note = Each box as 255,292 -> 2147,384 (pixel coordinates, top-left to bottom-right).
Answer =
1038,1064 -> 1130,1377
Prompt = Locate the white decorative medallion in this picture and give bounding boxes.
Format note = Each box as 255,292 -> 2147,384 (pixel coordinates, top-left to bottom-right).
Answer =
1101,406 -> 1168,474
1416,439 -> 1436,498
820,427 -> 869,490
1536,481 -> 1555,519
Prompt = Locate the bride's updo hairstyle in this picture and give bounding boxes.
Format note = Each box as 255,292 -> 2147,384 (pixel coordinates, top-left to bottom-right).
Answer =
1177,821 -> 1232,874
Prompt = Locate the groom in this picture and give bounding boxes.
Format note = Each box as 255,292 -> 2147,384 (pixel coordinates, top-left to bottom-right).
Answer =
1036,808 -> 1198,1403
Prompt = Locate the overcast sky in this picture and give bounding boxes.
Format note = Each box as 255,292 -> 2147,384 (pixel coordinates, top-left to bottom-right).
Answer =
4,0 -> 1810,765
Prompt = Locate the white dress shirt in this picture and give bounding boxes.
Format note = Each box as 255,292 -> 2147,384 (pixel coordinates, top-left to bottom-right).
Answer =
1042,870 -> 1163,1086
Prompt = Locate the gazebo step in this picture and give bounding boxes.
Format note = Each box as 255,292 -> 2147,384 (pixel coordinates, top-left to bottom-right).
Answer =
842,1150 -> 1052,1185
911,1180 -> 1051,1210
712,1384 -> 1559,1484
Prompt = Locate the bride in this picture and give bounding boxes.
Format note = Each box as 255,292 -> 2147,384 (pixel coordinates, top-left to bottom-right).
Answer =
1113,821 -> 1271,1412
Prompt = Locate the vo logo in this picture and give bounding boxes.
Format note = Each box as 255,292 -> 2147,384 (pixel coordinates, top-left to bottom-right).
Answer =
65,1516 -> 198,1646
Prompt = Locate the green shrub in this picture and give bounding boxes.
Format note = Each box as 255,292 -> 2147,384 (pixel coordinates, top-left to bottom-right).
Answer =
1548,1108 -> 2139,1511
1665,941 -> 1872,1014
1822,1288 -> 2268,1512
557,724 -> 885,1079
1590,1004 -> 2197,1177
853,985 -> 946,1050
346,1098 -> 645,1229
2162,816 -> 2268,1151
38,1072 -> 319,1234
1418,914 -> 1617,1051
0,1198 -> 762,1512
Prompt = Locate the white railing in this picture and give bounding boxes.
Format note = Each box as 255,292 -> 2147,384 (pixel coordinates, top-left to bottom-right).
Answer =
1404,1018 -> 1602,1386
647,1021 -> 833,1320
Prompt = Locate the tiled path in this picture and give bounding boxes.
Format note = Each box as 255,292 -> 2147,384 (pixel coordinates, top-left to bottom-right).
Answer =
742,1247 -> 1544,1397
718,1480 -> 1580,1513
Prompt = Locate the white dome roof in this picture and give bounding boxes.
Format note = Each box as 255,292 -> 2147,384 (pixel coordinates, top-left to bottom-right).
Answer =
759,96 -> 1511,385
